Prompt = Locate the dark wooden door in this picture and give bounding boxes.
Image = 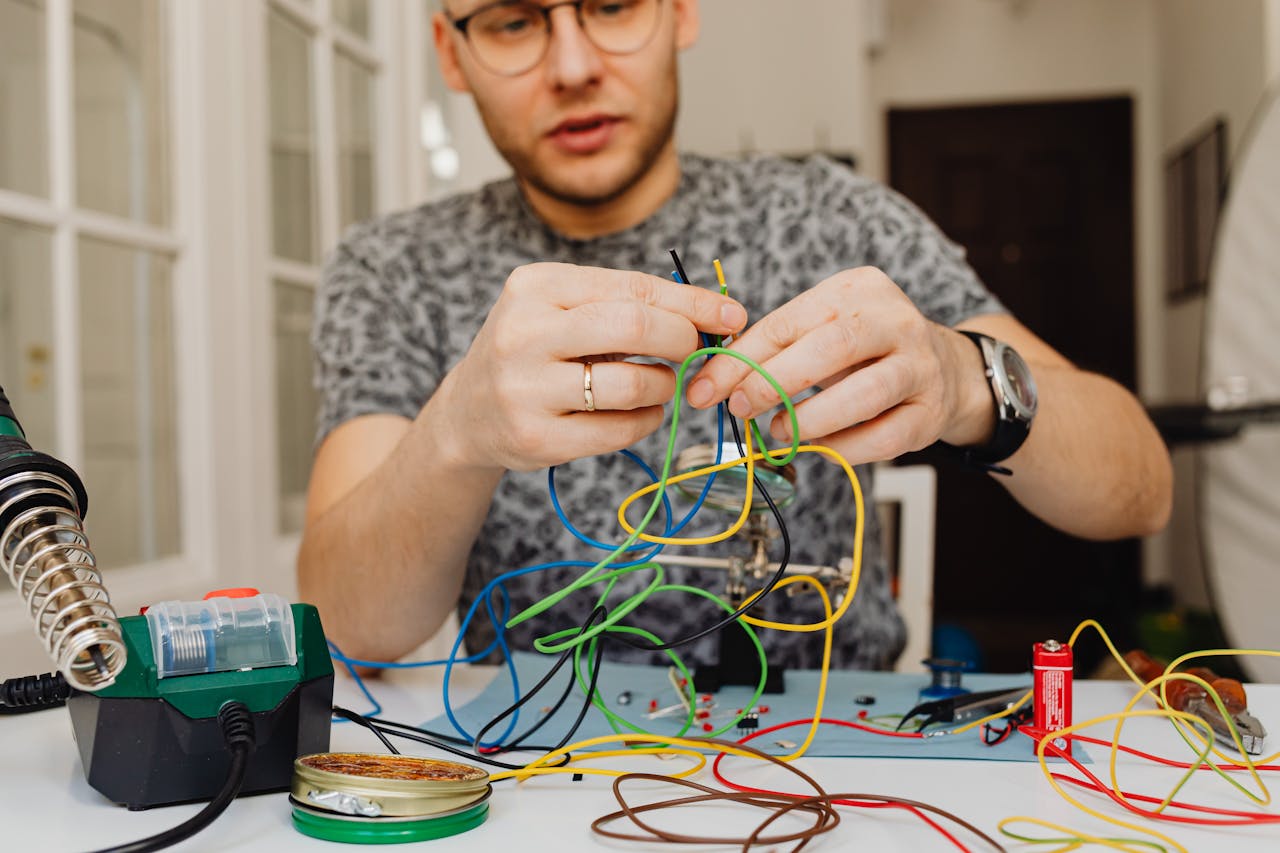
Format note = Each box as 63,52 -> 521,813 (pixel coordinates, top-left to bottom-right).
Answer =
889,97 -> 1140,673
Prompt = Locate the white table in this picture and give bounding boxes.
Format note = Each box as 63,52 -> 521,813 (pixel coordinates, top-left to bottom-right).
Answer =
3,668 -> 1277,852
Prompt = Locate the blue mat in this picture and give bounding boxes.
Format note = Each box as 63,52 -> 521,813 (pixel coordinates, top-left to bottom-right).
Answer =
422,652 -> 1086,763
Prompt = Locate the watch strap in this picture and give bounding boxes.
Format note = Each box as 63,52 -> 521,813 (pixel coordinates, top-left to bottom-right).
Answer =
940,331 -> 1033,475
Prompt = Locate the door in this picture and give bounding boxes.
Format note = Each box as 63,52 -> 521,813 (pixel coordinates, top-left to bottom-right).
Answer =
889,97 -> 1140,673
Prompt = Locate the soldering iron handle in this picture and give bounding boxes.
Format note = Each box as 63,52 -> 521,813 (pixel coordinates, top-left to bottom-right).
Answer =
0,384 -> 20,434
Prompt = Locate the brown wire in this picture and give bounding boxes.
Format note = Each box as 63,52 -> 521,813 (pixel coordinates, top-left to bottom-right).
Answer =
589,736 -> 1005,852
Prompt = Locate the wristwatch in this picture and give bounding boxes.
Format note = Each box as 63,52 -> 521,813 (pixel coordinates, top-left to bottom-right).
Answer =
945,330 -> 1037,475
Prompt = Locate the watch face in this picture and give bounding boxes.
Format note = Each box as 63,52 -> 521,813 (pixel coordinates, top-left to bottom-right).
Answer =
996,344 -> 1038,419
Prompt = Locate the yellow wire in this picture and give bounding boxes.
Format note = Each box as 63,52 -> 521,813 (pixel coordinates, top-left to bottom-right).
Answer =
616,443 -> 865,633
488,746 -> 708,783
713,258 -> 728,295
617,422 -> 760,546
991,618 -> 1280,851
491,733 -> 792,784
1014,707 -> 1227,853
1156,649 -> 1280,769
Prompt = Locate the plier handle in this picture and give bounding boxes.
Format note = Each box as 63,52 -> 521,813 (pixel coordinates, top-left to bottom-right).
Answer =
895,686 -> 1031,732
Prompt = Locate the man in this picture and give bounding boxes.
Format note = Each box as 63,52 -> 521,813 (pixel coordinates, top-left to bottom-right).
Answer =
298,0 -> 1171,670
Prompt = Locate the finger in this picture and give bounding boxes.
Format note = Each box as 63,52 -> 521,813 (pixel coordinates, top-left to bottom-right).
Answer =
547,301 -> 702,362
550,360 -> 676,413
688,307 -> 897,414
724,319 -> 900,419
517,263 -> 747,335
766,358 -> 914,442
808,404 -> 935,467
553,407 -> 668,460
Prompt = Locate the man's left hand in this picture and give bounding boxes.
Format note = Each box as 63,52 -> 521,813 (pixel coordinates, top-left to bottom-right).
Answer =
684,266 -> 993,465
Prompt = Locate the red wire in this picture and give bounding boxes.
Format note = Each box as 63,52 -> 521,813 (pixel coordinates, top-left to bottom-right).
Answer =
1022,728 -> 1280,827
712,718 -> 972,853
1065,732 -> 1280,772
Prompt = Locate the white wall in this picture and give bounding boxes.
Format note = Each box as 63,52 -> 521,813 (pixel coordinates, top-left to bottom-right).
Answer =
678,0 -> 871,159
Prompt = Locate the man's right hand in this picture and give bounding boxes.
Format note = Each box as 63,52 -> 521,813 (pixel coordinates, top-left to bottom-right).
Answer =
433,262 -> 747,473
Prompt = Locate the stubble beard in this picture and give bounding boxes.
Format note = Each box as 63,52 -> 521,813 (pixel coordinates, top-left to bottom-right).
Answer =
479,63 -> 681,208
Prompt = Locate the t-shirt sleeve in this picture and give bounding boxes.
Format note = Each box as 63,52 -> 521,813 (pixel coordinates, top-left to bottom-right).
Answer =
311,220 -> 437,446
815,158 -> 1006,327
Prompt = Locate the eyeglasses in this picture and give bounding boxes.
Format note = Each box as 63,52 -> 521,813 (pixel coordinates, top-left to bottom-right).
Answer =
448,0 -> 664,77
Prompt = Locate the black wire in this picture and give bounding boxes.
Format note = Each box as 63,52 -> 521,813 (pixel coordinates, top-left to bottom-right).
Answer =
0,671 -> 71,715
334,707 -> 401,754
89,702 -> 255,853
476,605 -> 608,753
602,248 -> 794,653
333,708 -> 576,773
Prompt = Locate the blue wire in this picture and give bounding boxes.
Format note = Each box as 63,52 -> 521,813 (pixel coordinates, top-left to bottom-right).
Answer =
335,266 -> 730,738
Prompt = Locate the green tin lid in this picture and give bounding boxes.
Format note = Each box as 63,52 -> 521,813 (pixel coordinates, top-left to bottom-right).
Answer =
290,798 -> 489,844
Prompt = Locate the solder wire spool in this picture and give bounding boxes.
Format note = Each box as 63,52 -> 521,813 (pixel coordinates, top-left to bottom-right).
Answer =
291,753 -> 492,844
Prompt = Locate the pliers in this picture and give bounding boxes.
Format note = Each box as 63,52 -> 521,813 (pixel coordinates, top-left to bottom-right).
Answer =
895,686 -> 1031,732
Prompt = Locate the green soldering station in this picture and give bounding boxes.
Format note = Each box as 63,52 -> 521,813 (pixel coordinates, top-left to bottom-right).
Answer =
1,383 -> 334,841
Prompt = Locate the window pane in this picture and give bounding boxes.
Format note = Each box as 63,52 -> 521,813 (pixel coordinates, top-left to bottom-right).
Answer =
0,0 -> 48,196
269,10 -> 318,264
336,53 -> 375,231
78,237 -> 180,568
0,219 -> 54,449
274,281 -> 317,534
73,0 -> 170,225
332,0 -> 370,39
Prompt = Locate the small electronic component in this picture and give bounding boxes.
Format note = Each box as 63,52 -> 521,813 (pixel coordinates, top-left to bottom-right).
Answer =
737,712 -> 759,734
616,690 -> 633,706
855,694 -> 876,706
1033,639 -> 1073,757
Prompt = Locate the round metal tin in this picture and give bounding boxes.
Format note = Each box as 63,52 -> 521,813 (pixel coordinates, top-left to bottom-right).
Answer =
293,753 -> 490,818
290,796 -> 490,844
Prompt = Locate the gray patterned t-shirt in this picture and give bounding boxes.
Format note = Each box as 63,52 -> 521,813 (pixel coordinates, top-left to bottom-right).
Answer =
313,153 -> 1003,670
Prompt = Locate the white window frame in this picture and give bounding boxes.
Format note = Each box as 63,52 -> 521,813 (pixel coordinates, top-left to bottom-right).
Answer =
253,0 -> 427,578
1,0 -> 430,677
0,0 -> 216,660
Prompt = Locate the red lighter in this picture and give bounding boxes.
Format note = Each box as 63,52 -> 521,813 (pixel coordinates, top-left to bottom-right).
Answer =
1033,638 -> 1073,757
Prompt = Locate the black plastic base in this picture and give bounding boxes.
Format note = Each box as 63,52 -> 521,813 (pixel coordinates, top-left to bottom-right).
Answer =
694,616 -> 786,694
66,675 -> 333,809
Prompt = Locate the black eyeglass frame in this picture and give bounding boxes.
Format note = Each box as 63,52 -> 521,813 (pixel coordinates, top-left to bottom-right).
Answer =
447,0 -> 663,76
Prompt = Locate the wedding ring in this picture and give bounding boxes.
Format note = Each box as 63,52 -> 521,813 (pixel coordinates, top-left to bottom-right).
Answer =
583,362 -> 596,412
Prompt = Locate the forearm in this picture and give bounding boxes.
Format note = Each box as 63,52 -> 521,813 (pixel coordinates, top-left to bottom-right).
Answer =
297,392 -> 503,661
998,363 -> 1172,539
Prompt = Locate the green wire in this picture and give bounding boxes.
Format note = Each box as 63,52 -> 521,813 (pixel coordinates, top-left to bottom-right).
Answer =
507,346 -> 801,650
568,584 -> 768,746
996,826 -> 1168,852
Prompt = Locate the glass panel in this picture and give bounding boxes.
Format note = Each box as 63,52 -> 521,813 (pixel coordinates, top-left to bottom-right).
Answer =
335,52 -> 375,231
332,0 -> 370,39
274,281 -> 317,534
73,0 -> 170,225
78,237 -> 180,568
422,5 -> 461,201
0,218 -> 55,450
269,9 -> 318,263
0,0 -> 48,196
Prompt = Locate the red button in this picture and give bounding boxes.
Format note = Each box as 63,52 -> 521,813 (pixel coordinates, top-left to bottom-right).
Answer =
204,587 -> 260,600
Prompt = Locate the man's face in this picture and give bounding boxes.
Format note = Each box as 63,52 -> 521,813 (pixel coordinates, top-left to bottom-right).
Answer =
435,1 -> 700,207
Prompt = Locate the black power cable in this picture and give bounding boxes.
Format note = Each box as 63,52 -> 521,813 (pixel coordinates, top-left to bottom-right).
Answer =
89,701 -> 256,853
0,671 -> 72,715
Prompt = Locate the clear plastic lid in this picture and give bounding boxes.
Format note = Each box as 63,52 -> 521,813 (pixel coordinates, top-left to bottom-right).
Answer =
146,592 -> 297,679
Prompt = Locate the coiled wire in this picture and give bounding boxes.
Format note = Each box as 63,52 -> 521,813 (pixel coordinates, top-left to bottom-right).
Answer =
0,469 -> 125,691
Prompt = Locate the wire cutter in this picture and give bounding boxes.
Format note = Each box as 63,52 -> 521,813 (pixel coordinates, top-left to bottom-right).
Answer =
895,686 -> 1031,733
